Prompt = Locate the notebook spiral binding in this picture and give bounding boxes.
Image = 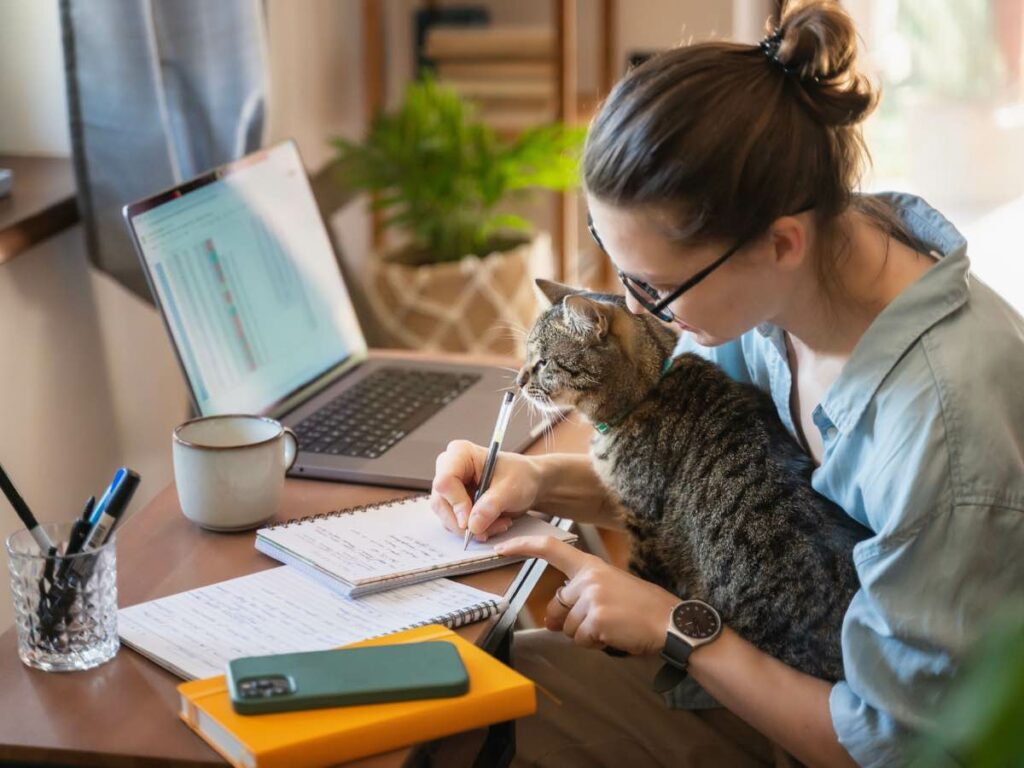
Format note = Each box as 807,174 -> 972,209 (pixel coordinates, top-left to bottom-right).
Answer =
401,598 -> 502,632
263,494 -> 430,530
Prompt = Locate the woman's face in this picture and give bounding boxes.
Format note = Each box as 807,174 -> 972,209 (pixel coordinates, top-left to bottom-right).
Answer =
586,196 -> 799,346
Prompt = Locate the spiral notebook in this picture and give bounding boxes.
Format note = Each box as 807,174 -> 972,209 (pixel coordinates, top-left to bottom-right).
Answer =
254,495 -> 576,597
118,566 -> 508,680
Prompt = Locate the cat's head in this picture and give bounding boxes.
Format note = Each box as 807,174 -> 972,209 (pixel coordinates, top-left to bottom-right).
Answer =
517,279 -> 676,424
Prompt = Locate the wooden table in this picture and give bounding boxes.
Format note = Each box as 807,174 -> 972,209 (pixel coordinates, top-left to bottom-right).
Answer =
0,154 -> 79,265
0,403 -> 589,767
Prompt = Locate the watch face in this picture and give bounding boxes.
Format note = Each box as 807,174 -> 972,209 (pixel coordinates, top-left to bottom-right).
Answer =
672,601 -> 720,640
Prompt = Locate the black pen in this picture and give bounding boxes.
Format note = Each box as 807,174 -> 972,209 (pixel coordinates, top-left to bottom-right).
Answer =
55,497 -> 95,584
0,461 -> 55,552
80,494 -> 96,521
463,391 -> 516,550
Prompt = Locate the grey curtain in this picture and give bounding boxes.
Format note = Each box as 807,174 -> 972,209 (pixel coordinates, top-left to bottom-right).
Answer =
60,0 -> 268,300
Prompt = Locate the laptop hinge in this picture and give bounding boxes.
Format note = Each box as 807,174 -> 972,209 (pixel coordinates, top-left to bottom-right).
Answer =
266,351 -> 367,420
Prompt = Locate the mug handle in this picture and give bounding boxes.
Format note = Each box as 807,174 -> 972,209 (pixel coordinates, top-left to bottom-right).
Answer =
282,427 -> 299,471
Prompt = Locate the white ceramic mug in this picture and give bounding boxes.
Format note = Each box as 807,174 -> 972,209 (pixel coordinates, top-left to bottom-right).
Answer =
172,415 -> 298,531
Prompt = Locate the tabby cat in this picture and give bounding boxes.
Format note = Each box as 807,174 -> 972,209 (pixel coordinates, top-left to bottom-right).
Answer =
517,279 -> 869,681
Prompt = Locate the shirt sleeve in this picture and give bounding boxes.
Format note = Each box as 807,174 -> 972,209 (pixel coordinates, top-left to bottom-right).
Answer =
830,502 -> 1024,767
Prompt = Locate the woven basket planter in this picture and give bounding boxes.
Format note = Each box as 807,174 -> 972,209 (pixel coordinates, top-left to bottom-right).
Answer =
364,233 -> 552,357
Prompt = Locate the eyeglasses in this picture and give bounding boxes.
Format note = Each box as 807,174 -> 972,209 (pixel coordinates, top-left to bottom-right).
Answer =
587,212 -> 745,323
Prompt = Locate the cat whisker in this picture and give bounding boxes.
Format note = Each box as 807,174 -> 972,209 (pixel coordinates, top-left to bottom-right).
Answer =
530,393 -> 564,453
520,395 -> 550,453
490,319 -> 530,337
493,328 -> 529,341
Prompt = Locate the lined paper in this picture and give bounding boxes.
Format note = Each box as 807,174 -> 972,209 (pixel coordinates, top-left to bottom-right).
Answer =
118,566 -> 505,680
254,496 -> 575,595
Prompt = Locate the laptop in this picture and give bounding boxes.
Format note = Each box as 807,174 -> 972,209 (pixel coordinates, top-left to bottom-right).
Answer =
123,140 -> 546,489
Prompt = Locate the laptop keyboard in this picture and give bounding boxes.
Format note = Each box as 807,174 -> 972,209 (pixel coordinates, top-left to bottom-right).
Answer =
293,367 -> 481,459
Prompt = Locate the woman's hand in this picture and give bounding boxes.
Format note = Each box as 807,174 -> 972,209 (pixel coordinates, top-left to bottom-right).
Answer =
430,439 -> 543,541
494,535 -> 680,655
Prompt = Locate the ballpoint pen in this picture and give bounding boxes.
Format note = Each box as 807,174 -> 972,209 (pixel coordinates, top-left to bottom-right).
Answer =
463,391 -> 515,550
55,496 -> 95,584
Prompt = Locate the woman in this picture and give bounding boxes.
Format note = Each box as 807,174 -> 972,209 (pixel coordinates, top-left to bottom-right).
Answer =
431,2 -> 1024,766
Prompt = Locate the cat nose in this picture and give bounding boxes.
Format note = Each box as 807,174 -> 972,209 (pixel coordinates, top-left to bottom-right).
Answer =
515,365 -> 530,388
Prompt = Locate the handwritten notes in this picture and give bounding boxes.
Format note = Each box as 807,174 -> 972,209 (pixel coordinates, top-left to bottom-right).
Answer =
254,496 -> 575,594
118,566 -> 504,680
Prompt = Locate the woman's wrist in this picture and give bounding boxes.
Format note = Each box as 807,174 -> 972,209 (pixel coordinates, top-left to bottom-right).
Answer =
647,588 -> 682,653
529,453 -> 568,512
531,453 -> 615,525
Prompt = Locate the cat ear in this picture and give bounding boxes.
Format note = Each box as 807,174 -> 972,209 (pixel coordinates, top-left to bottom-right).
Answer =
535,278 -> 585,307
562,294 -> 610,339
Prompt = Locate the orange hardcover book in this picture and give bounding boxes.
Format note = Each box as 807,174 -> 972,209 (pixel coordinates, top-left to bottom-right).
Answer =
177,624 -> 535,768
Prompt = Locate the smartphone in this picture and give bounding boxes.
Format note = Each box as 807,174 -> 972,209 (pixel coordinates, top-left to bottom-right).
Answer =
227,641 -> 470,715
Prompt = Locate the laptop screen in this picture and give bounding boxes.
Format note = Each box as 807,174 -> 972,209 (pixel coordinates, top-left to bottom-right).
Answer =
127,141 -> 365,416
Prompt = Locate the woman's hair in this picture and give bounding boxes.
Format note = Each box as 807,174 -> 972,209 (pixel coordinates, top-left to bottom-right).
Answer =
583,0 -> 912,289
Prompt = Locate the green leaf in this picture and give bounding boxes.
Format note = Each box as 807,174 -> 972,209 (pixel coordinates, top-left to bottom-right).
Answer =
328,73 -> 585,263
909,604 -> 1024,768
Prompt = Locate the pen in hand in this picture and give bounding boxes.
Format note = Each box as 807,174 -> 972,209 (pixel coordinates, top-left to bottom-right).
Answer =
463,391 -> 515,550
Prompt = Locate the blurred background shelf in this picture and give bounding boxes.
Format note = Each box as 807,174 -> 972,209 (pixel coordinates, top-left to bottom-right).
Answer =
0,155 -> 78,266
363,0 -> 618,289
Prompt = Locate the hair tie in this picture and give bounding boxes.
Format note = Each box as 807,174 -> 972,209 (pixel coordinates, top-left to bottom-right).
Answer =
759,27 -> 820,83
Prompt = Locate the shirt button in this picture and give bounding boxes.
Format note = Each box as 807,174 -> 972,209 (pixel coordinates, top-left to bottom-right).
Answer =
826,426 -> 838,441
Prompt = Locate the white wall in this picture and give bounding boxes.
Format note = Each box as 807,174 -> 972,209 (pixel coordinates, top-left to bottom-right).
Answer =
0,0 -> 70,155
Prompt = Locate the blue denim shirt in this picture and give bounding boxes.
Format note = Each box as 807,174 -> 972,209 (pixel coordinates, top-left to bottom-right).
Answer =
672,193 -> 1024,766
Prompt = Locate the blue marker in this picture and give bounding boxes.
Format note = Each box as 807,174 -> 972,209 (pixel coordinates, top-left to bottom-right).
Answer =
89,468 -> 127,525
81,469 -> 139,552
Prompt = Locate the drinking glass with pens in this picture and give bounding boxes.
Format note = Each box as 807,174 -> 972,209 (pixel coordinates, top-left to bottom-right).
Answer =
1,462 -> 140,672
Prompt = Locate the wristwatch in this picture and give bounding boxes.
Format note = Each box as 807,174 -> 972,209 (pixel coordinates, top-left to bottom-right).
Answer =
653,599 -> 722,693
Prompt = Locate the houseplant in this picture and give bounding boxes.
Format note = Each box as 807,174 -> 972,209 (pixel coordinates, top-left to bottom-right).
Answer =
331,75 -> 585,355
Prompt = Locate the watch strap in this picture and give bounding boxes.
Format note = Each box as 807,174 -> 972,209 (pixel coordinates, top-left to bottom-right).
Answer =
653,632 -> 694,693
663,632 -> 694,668
653,661 -> 687,693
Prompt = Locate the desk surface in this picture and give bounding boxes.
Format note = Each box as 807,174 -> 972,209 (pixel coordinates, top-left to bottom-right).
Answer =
0,395 -> 590,767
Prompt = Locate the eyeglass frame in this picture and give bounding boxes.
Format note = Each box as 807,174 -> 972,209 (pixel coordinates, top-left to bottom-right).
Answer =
586,205 -> 813,323
587,212 -> 746,323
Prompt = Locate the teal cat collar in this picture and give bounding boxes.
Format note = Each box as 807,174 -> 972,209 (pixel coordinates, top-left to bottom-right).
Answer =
594,357 -> 678,434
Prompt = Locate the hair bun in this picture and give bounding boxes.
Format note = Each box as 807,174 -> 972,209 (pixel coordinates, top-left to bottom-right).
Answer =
774,0 -> 876,126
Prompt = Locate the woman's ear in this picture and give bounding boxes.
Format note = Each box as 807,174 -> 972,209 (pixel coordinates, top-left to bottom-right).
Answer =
768,215 -> 808,272
562,295 -> 610,339
536,278 -> 585,307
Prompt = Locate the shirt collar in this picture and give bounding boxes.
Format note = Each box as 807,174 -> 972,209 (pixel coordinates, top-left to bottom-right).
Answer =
821,193 -> 970,433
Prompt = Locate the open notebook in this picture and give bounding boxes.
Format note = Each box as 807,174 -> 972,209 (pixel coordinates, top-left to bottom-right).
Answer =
118,566 -> 507,680
254,495 -> 576,597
